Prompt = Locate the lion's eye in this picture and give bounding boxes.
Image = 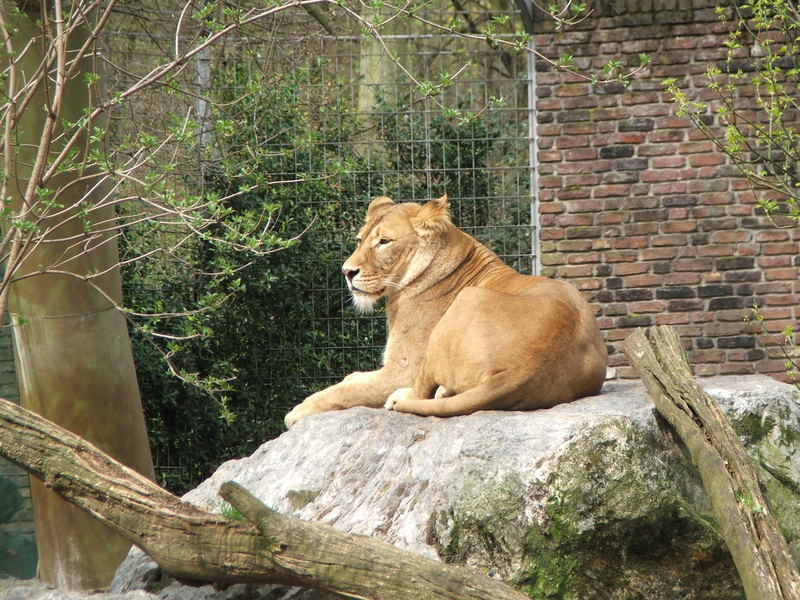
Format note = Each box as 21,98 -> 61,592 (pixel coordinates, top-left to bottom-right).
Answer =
377,238 -> 391,246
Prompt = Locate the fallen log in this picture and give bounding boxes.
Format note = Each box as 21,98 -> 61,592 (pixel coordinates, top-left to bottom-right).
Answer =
624,325 -> 800,600
0,396 -> 528,600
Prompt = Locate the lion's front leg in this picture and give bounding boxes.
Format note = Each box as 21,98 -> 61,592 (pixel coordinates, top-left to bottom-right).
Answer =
284,367 -> 406,428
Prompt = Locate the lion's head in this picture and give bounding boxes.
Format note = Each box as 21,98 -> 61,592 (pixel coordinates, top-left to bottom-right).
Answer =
342,195 -> 450,313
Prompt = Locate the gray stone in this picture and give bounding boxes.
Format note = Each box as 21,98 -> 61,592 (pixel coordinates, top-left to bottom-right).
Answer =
114,375 -> 800,599
0,578 -> 156,599
9,375 -> 800,600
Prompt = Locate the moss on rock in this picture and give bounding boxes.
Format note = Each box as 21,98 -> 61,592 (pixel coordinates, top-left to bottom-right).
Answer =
434,418 -> 744,600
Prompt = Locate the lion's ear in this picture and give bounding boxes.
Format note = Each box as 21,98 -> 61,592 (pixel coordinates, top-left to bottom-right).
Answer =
414,194 -> 450,231
366,196 -> 395,221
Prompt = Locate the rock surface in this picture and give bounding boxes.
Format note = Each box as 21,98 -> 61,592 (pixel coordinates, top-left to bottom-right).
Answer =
4,376 -> 800,600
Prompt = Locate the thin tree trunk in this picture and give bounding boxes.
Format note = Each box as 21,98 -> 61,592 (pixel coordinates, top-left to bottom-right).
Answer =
624,325 -> 800,600
0,397 -> 529,600
0,8 -> 155,590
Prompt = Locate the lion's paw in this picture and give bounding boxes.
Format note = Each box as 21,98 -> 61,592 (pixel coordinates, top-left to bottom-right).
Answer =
385,387 -> 413,411
284,403 -> 314,428
434,386 -> 451,399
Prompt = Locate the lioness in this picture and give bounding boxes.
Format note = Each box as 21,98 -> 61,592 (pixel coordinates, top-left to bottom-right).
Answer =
284,194 -> 607,427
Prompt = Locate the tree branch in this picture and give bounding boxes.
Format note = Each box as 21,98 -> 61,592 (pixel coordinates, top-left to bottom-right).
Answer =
624,325 -> 800,600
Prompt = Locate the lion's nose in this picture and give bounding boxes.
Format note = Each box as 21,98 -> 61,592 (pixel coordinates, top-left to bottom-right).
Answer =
343,267 -> 360,282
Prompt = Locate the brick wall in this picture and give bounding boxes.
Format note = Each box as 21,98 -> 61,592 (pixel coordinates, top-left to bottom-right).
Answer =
533,1 -> 800,379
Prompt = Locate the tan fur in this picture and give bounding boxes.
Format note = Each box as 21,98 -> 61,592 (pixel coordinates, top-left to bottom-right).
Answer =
284,195 -> 608,427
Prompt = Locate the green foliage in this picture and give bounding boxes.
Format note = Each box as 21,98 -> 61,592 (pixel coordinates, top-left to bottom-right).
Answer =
746,304 -> 799,386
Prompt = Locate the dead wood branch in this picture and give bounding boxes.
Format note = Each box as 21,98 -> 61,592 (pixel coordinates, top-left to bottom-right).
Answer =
624,325 -> 800,600
0,397 -> 528,600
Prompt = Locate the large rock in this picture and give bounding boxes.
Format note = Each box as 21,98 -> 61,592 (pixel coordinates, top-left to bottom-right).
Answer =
12,376 -> 800,600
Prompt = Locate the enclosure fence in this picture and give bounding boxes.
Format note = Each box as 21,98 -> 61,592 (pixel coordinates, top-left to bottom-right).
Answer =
100,2 -> 537,482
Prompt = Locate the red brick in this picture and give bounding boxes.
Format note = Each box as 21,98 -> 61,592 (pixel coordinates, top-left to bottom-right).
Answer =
606,250 -> 638,263
565,175 -> 600,187
614,263 -> 650,276
757,256 -> 793,268
540,229 -> 565,241
539,202 -> 565,214
557,264 -> 599,278
595,317 -> 615,329
656,116 -> 693,129
592,239 -> 613,250
558,187 -> 592,200
556,240 -> 593,252
652,156 -> 686,168
762,319 -> 797,333
727,204 -> 753,217
612,132 -> 647,144
623,274 -> 663,287
572,278 -> 603,291
688,179 -> 729,193
652,234 -> 689,247
763,293 -> 799,306
564,148 -> 598,161
755,282 -> 793,294
556,214 -> 594,227
765,268 -> 799,281
673,258 -> 714,272
763,242 -> 800,255
557,84 -> 592,98
641,169 -> 683,183
755,230 -> 791,242
593,184 -> 632,198
565,199 -> 602,212
531,11 -> 800,381
647,130 -> 684,143
597,212 -> 627,225
539,175 -> 564,188
540,214 -> 557,228
643,247 -> 678,260
690,349 -> 726,362
556,162 -> 599,176
650,182 -> 688,195
661,220 -> 697,233
538,151 -> 563,163
630,300 -> 668,313
710,230 -> 751,243
567,252 -> 602,264
694,364 -> 719,376
697,244 -> 734,257
655,312 -> 691,325
719,362 -> 756,375
615,236 -> 649,249
556,136 -> 591,149
632,104 -> 673,118
678,140 -> 715,154
689,153 -> 726,167
757,307 -> 794,320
